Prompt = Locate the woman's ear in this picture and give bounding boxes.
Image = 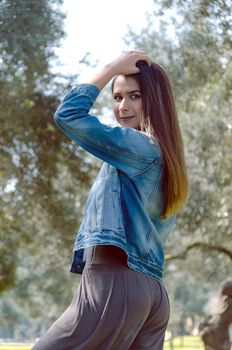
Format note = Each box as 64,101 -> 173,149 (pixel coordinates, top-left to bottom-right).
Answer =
140,116 -> 149,132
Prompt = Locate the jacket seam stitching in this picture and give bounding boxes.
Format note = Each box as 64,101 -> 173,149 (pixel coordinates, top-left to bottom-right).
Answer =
69,86 -> 99,101
59,120 -> 155,163
147,167 -> 163,205
131,158 -> 162,178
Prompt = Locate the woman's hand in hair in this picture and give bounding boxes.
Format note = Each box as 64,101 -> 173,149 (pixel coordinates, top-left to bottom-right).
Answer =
107,51 -> 151,76
88,51 -> 151,91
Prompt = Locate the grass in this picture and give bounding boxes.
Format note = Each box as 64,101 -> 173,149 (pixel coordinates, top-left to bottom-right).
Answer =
0,336 -> 205,350
0,346 -> 32,350
164,336 -> 204,349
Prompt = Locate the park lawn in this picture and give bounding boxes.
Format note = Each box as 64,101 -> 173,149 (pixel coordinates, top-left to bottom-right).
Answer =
164,336 -> 204,349
0,346 -> 32,350
0,336 -> 205,350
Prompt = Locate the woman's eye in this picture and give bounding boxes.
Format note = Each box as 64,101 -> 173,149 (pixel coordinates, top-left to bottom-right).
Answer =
113,95 -> 122,101
130,94 -> 141,100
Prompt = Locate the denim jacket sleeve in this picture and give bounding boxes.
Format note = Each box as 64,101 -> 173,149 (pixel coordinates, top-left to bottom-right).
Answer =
54,83 -> 161,177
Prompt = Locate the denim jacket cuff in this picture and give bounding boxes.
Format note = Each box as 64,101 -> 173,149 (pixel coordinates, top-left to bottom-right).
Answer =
69,83 -> 101,103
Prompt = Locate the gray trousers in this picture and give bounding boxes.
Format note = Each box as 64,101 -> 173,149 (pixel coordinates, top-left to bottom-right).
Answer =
32,245 -> 170,350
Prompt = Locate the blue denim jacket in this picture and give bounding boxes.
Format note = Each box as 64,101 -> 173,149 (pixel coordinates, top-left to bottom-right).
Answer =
54,83 -> 176,281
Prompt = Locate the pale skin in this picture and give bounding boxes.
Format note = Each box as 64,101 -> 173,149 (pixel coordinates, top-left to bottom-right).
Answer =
88,51 -> 151,130
112,75 -> 143,130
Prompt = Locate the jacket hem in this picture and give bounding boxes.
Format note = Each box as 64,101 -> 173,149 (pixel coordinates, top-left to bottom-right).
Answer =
70,236 -> 164,281
127,255 -> 163,281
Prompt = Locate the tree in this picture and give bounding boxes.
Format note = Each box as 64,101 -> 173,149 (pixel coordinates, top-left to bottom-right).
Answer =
199,279 -> 232,350
124,0 -> 232,332
1,0 -> 232,338
0,0 -> 101,329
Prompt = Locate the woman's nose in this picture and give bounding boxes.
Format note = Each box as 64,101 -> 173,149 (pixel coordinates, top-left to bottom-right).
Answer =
119,98 -> 129,111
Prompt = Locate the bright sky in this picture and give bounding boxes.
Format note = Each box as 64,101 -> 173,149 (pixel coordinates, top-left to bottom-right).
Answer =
54,0 -> 156,79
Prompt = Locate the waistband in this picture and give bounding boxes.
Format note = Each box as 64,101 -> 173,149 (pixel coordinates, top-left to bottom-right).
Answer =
85,245 -> 128,268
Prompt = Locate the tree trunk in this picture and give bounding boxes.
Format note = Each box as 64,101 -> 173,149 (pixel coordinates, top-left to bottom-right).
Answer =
199,280 -> 232,350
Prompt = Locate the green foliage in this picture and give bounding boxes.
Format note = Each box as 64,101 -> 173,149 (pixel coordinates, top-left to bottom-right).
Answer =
124,0 -> 232,333
0,0 -> 65,89
0,0 -> 100,331
0,0 -> 232,340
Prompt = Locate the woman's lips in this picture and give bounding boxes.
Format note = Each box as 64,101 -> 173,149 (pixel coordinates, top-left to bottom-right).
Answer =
121,116 -> 135,120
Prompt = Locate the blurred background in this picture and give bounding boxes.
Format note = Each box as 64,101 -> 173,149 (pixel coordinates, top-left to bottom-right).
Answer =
0,0 -> 231,349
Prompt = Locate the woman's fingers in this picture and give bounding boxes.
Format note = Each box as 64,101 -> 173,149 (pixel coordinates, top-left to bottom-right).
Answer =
110,51 -> 151,76
87,51 -> 151,91
128,50 -> 151,64
136,53 -> 152,67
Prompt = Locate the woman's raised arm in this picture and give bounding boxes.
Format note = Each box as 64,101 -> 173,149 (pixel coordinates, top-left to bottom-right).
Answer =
87,51 -> 151,90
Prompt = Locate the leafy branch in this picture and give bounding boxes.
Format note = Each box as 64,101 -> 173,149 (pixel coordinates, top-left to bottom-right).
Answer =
166,242 -> 232,261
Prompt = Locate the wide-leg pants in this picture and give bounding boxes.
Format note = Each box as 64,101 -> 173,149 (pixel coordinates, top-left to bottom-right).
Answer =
32,245 -> 170,350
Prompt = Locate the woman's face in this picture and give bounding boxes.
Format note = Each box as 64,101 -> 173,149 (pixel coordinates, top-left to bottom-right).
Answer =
112,75 -> 143,130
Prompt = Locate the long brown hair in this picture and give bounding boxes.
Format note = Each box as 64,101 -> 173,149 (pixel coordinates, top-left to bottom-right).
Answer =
111,61 -> 190,218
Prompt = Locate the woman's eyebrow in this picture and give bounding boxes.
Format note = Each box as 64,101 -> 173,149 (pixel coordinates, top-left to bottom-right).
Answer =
113,90 -> 141,95
127,90 -> 141,94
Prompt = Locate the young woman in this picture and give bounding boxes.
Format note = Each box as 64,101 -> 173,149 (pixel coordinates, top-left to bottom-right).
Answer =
32,51 -> 189,350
